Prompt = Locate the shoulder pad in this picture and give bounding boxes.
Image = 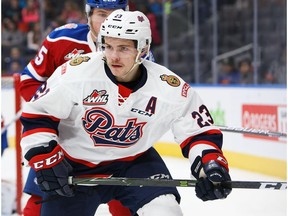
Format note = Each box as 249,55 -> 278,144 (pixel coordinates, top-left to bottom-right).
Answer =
49,24 -> 89,41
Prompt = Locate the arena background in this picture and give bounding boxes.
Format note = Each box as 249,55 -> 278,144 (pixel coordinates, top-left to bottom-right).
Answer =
1,0 -> 287,215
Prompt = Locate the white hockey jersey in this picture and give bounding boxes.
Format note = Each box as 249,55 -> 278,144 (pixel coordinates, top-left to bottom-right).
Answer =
20,52 -> 223,167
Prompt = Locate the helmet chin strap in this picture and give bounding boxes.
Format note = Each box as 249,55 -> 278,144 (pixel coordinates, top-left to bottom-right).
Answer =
116,47 -> 149,81
117,61 -> 140,81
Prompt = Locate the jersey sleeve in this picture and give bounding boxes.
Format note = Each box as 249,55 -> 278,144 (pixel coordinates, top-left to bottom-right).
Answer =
171,86 -> 223,165
20,36 -> 61,101
19,78 -> 43,102
20,64 -> 77,158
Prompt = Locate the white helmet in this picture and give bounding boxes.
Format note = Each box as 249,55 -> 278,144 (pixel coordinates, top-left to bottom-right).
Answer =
100,10 -> 152,54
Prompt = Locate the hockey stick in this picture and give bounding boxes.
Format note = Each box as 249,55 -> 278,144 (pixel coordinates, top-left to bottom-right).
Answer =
1,109 -> 22,134
216,125 -> 287,138
36,177 -> 286,204
68,176 -> 287,190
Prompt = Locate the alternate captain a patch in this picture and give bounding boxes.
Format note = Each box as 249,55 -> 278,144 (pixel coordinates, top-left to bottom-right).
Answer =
83,90 -> 109,105
160,74 -> 180,87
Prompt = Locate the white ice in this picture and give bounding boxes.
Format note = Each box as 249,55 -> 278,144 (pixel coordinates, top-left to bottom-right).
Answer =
1,148 -> 287,216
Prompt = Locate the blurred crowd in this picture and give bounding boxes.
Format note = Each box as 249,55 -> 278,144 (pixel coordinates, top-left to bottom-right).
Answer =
1,0 -> 286,85
218,48 -> 286,85
2,0 -> 86,75
1,0 -> 165,76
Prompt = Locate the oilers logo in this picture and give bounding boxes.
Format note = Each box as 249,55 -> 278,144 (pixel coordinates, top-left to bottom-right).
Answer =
82,107 -> 147,148
55,23 -> 78,31
83,90 -> 108,105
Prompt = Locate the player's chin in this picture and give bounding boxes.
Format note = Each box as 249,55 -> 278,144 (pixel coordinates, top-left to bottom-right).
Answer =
110,67 -> 124,76
112,71 -> 125,79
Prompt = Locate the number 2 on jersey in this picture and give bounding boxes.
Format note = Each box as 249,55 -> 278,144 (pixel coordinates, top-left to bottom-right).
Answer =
191,104 -> 214,127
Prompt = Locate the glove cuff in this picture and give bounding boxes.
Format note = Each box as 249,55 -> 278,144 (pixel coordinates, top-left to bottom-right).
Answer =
202,152 -> 229,172
190,156 -> 203,179
28,144 -> 64,171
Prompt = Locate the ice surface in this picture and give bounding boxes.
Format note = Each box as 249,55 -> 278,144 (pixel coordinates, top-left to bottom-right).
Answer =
1,148 -> 286,216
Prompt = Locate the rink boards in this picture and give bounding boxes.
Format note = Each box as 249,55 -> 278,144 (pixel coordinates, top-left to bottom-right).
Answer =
155,86 -> 287,179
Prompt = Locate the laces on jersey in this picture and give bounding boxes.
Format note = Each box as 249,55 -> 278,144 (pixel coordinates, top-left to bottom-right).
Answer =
118,93 -> 128,106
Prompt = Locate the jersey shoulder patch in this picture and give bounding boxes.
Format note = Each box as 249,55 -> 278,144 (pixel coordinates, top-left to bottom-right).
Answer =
144,61 -> 191,99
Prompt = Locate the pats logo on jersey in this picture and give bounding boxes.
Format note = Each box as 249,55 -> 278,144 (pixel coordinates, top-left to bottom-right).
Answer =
83,90 -> 108,105
82,107 -> 147,148
64,49 -> 85,60
160,74 -> 180,87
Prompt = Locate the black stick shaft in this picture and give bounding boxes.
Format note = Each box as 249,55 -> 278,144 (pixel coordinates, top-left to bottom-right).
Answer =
69,177 -> 287,190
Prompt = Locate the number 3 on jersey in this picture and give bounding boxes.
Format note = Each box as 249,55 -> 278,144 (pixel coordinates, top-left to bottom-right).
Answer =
31,82 -> 50,101
191,104 -> 214,127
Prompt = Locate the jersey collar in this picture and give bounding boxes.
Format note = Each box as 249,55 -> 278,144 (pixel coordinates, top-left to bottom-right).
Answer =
87,31 -> 97,52
104,63 -> 147,92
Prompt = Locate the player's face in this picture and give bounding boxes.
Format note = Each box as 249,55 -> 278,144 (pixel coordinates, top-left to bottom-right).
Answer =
90,8 -> 115,37
104,37 -> 140,82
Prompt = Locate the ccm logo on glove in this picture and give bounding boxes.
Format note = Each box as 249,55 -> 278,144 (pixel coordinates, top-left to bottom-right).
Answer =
29,145 -> 64,171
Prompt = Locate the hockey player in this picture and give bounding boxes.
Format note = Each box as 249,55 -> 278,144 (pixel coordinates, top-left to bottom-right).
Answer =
20,0 -> 129,101
19,0 -> 132,215
20,10 -> 232,215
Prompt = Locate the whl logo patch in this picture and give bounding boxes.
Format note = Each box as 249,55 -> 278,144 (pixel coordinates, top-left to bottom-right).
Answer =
83,90 -> 108,105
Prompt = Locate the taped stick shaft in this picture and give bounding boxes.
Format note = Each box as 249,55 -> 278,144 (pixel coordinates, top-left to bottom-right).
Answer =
69,177 -> 287,190
216,125 -> 287,138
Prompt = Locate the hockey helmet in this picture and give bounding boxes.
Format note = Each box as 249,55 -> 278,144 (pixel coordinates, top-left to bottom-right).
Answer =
100,10 -> 152,52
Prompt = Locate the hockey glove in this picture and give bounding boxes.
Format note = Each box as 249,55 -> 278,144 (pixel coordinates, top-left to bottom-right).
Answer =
191,152 -> 232,201
24,140 -> 74,197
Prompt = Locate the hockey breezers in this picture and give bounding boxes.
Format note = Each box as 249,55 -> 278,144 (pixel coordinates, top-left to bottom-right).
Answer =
68,176 -> 287,190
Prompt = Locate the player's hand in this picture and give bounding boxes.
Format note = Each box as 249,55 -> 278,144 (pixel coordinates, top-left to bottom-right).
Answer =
192,152 -> 232,201
24,140 -> 74,197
